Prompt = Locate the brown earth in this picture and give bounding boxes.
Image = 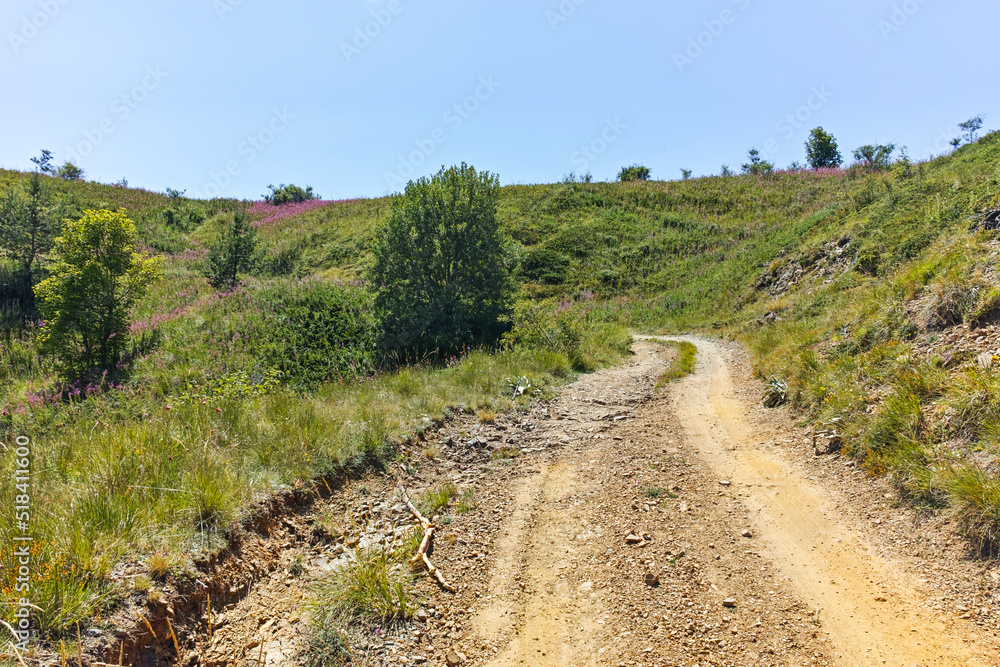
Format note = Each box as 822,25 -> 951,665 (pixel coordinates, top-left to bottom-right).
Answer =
26,337 -> 999,666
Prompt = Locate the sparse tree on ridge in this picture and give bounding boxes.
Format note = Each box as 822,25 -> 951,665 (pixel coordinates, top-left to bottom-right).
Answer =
741,148 -> 774,176
958,115 -> 985,145
804,127 -> 842,169
852,143 -> 896,171
56,161 -> 85,181
30,149 -> 55,174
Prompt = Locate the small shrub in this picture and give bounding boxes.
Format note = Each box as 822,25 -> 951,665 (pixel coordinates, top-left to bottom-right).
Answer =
264,183 -> 319,205
643,486 -> 665,499
762,376 -> 788,408
618,164 -> 651,182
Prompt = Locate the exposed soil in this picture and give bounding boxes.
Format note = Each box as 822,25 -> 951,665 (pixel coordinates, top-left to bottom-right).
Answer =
20,337 -> 1000,666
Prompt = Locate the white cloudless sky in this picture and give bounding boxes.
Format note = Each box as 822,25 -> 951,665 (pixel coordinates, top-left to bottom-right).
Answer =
2,0 -> 997,200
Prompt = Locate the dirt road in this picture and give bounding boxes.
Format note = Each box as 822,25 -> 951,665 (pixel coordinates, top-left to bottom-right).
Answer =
182,337 -> 1000,667
457,337 -> 998,666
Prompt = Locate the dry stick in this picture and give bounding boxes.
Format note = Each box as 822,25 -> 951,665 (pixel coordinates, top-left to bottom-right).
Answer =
76,622 -> 83,667
207,591 -> 213,643
197,633 -> 207,667
138,613 -> 158,641
60,639 -> 68,667
167,618 -> 181,658
398,483 -> 456,592
257,633 -> 265,667
118,642 -> 124,667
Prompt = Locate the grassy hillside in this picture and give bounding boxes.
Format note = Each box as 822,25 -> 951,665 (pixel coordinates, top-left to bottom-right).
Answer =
1,131 -> 999,637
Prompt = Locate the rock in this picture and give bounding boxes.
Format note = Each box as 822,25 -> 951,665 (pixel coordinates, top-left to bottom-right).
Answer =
977,352 -> 994,369
579,581 -> 594,593
723,598 -> 737,608
415,608 -> 429,622
625,534 -> 643,544
644,572 -> 660,588
719,480 -> 732,487
741,530 -> 752,538
446,652 -> 465,666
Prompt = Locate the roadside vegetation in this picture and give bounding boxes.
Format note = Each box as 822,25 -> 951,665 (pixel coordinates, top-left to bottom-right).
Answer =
655,340 -> 698,388
2,115 -> 999,640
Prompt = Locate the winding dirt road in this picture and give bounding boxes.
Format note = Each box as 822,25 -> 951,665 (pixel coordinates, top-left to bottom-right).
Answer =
460,337 -> 998,666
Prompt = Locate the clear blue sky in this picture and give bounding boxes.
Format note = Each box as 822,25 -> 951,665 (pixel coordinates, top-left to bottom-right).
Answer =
2,0 -> 997,200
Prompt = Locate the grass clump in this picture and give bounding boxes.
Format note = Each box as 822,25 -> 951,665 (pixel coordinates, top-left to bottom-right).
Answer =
308,549 -> 418,626
946,466 -> 1000,552
418,482 -> 457,517
655,340 -> 698,388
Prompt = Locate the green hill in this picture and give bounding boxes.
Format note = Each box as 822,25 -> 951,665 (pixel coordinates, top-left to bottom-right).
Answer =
2,131 -> 999,635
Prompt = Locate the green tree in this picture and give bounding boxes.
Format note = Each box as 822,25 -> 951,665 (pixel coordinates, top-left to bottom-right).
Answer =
741,148 -> 774,176
852,143 -> 896,171
0,173 -> 56,290
30,149 -> 55,174
368,163 -> 516,355
208,210 -> 258,289
804,127 -> 842,169
618,164 -> 651,182
56,161 -> 85,181
958,114 -> 985,144
33,209 -> 162,377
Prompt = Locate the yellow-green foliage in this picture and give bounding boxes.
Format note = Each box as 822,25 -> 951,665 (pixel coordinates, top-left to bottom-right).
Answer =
34,209 -> 162,377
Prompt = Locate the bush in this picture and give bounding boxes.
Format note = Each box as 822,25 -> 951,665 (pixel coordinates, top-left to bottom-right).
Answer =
618,164 -> 651,182
163,204 -> 206,231
34,209 -> 161,378
264,183 -> 319,205
253,281 -> 379,385
368,163 -> 516,356
522,247 -> 570,284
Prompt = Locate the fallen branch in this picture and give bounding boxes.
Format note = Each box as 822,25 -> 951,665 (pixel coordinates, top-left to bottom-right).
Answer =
398,483 -> 456,592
